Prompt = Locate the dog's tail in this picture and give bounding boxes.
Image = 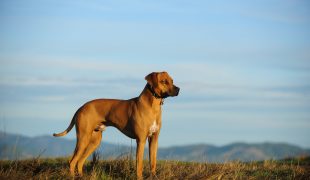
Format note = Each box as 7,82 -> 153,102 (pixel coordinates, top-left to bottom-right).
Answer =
53,108 -> 80,137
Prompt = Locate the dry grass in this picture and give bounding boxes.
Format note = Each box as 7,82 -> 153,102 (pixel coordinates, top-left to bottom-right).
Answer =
0,156 -> 309,180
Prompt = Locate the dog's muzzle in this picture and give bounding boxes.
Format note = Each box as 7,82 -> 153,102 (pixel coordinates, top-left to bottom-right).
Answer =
171,86 -> 180,97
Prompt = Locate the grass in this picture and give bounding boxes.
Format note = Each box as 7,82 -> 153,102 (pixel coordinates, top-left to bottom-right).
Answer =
0,156 -> 309,180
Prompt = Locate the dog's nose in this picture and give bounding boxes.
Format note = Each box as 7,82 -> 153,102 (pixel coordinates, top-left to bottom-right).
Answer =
175,86 -> 180,96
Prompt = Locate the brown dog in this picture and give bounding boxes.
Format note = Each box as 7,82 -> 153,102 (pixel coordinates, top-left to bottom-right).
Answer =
53,71 -> 180,178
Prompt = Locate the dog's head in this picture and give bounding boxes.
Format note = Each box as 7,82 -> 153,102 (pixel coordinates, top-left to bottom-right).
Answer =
145,71 -> 180,98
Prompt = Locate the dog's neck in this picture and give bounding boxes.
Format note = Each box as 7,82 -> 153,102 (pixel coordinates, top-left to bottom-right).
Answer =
146,83 -> 162,99
139,84 -> 163,107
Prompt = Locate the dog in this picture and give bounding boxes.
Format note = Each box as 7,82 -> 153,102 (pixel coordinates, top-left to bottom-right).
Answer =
53,71 -> 180,178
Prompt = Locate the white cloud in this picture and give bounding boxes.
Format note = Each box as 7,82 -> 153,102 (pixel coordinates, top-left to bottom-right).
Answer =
35,95 -> 66,103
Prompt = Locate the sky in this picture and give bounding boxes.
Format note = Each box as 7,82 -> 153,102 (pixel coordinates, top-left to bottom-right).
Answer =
0,0 -> 310,148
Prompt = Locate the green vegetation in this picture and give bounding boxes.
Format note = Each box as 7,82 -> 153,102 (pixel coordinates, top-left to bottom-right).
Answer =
0,156 -> 309,179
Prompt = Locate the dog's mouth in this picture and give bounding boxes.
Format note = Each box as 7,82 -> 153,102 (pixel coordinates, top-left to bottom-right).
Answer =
164,86 -> 180,97
161,93 -> 170,98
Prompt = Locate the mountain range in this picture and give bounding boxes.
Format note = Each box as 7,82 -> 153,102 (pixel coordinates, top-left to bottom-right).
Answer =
1,131 -> 309,162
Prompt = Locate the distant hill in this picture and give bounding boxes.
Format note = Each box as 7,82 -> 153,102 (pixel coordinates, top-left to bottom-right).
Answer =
0,131 -> 130,160
158,143 -> 310,162
1,131 -> 309,162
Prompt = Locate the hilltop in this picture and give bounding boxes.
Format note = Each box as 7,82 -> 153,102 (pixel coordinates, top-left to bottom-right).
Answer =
0,157 -> 309,179
1,131 -> 309,162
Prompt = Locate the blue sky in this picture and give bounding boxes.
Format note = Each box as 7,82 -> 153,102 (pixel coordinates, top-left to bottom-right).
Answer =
0,0 -> 310,148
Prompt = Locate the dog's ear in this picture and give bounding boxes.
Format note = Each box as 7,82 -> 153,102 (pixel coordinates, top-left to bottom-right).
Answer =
145,72 -> 158,87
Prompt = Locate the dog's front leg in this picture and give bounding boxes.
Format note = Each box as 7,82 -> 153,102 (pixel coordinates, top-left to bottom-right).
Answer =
148,133 -> 159,177
136,138 -> 146,179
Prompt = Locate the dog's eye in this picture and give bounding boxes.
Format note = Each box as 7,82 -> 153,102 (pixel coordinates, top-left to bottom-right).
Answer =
161,80 -> 168,84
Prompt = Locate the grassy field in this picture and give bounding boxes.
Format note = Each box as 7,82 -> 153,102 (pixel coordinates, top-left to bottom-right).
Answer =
0,156 -> 309,180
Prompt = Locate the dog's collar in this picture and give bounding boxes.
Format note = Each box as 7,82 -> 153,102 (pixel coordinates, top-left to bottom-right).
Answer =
146,83 -> 165,105
147,83 -> 161,99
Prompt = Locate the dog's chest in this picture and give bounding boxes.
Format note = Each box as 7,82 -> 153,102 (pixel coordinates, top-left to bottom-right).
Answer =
148,121 -> 159,137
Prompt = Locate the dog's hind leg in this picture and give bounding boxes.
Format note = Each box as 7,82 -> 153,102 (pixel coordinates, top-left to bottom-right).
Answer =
77,130 -> 102,175
69,133 -> 91,176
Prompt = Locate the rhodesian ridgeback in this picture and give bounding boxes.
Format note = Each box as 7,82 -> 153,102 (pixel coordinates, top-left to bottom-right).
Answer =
53,71 -> 180,178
